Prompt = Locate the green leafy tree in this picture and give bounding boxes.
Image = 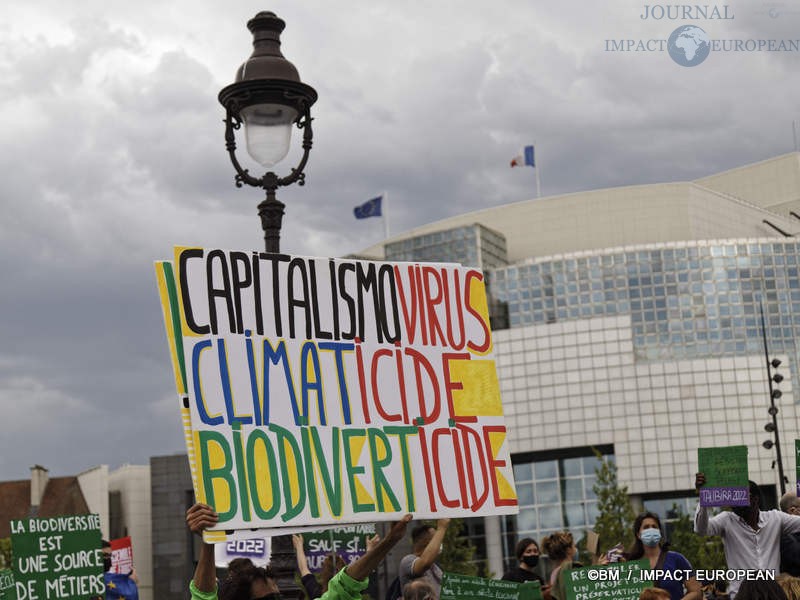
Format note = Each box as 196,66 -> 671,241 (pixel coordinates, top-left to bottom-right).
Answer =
436,518 -> 478,576
592,451 -> 636,553
0,537 -> 11,569
666,508 -> 726,572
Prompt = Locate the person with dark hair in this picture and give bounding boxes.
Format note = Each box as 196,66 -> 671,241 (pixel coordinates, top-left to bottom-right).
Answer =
292,534 -> 348,599
694,474 -> 800,599
187,502 -> 412,600
96,538 -> 140,600
734,579 -> 789,600
624,512 -> 701,600
501,537 -> 550,598
401,579 -> 436,600
219,558 -> 254,597
542,531 -> 580,600
219,565 -> 280,600
398,519 -> 450,597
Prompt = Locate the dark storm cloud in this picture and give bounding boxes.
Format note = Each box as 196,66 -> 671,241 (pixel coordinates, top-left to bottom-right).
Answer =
1,0 -> 799,480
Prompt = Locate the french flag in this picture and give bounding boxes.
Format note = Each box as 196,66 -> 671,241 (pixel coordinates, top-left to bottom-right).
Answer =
510,145 -> 535,168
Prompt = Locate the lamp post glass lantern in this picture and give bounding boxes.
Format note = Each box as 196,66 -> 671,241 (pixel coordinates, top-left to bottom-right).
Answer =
217,11 -> 317,595
218,10 -> 317,253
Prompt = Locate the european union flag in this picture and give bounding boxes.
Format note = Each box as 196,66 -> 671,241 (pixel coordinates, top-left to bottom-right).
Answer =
105,572 -> 139,600
354,196 -> 383,219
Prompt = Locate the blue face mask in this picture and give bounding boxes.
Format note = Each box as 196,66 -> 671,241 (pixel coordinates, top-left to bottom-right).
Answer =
640,528 -> 661,547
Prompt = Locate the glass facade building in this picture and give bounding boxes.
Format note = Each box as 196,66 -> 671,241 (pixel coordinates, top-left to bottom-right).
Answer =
488,240 -> 800,381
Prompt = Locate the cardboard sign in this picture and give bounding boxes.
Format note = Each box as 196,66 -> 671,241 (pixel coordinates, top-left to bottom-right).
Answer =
301,523 -> 376,570
156,249 -> 518,540
10,514 -> 104,599
564,560 -> 652,600
109,536 -> 133,574
214,537 -> 270,568
441,572 -> 542,600
697,445 -> 749,507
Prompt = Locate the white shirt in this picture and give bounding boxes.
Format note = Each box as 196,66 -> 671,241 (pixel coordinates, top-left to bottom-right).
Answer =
694,504 -> 800,597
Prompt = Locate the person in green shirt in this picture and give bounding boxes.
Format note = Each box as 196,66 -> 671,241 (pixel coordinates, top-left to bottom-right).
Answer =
186,503 -> 412,600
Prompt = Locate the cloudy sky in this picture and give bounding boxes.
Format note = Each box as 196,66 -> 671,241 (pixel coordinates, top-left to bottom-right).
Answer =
1,0 -> 798,482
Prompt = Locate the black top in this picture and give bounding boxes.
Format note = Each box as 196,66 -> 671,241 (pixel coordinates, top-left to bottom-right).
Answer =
501,566 -> 545,584
302,572 -> 323,599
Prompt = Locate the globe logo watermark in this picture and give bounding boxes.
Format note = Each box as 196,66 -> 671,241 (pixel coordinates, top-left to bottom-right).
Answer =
667,25 -> 711,66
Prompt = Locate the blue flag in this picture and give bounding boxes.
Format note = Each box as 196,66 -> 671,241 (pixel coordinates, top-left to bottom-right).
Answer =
104,572 -> 139,600
354,196 -> 383,219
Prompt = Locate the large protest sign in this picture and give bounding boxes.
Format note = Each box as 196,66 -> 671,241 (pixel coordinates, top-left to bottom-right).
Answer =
301,523 -> 376,570
10,514 -> 104,599
564,560 -> 652,600
441,572 -> 542,600
0,569 -> 14,600
156,247 -> 518,540
697,445 -> 749,507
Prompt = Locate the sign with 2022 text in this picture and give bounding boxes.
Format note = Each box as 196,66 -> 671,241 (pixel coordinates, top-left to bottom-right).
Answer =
156,247 -> 518,536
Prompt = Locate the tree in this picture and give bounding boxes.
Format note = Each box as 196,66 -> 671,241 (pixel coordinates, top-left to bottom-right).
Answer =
0,537 -> 10,569
592,451 -> 636,554
435,518 -> 478,576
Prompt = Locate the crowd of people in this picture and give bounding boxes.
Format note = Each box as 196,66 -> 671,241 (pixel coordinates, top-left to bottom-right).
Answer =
182,471 -> 800,600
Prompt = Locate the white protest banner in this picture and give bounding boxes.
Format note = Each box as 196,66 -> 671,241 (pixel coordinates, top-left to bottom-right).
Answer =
156,248 -> 518,540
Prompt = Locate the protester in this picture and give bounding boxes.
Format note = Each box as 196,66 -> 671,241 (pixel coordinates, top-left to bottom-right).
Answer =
734,580 -> 789,600
542,530 -> 580,600
640,589 -> 672,600
694,474 -> 800,598
219,565 -> 281,600
187,502 -> 412,600
624,512 -> 702,600
779,491 -> 800,576
501,537 -> 551,599
401,580 -> 437,600
91,539 -> 140,600
292,534 -> 347,599
776,574 -> 800,600
398,519 -> 450,597
219,558 -> 254,596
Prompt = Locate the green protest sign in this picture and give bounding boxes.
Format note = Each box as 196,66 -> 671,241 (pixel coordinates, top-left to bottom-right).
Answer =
441,572 -> 542,600
697,445 -> 749,507
10,514 -> 104,600
301,523 -> 376,570
564,560 -> 652,600
0,569 -> 14,600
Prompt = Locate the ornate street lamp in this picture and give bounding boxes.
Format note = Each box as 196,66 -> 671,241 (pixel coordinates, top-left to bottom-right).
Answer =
217,12 -> 317,595
219,11 -> 317,253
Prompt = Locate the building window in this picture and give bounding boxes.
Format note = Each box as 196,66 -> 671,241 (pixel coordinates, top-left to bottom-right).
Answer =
501,447 -> 612,573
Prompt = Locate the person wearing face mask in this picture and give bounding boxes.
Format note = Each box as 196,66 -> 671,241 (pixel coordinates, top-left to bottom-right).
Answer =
91,539 -> 140,600
501,538 -> 551,599
624,512 -> 701,600
694,474 -> 800,599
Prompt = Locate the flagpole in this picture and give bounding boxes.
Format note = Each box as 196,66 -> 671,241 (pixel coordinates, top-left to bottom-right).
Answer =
535,151 -> 541,199
383,190 -> 390,239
